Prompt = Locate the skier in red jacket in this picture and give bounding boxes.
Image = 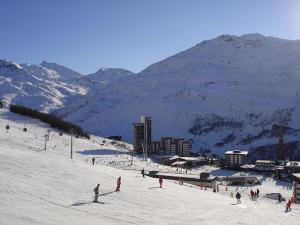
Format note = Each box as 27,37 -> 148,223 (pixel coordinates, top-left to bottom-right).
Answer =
159,176 -> 163,188
286,199 -> 292,211
116,176 -> 121,192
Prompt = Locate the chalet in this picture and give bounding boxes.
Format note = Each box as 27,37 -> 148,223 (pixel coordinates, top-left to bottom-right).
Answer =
285,161 -> 300,174
255,160 -> 276,172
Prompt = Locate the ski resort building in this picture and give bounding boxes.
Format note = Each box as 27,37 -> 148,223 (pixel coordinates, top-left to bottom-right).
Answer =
133,116 -> 153,154
133,122 -> 145,153
255,160 -> 276,172
285,161 -> 300,174
224,150 -> 248,168
160,137 -> 191,157
132,117 -> 191,156
291,173 -> 300,204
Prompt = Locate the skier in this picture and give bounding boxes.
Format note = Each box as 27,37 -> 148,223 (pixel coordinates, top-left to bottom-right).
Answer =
250,189 -> 254,200
159,176 -> 163,188
286,198 -> 292,212
93,184 -> 100,202
291,196 -> 295,203
141,168 -> 145,178
115,176 -> 121,192
230,192 -> 234,198
256,188 -> 260,198
278,193 -> 282,203
92,157 -> 95,165
236,192 -> 241,204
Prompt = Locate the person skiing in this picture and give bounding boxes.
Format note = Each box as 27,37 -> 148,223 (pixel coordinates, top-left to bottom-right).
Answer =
236,192 -> 241,204
93,184 -> 100,202
141,168 -> 145,178
250,189 -> 254,200
278,193 -> 282,203
230,192 -> 234,198
115,176 -> 121,192
286,198 -> 292,211
256,188 -> 260,198
92,157 -> 95,165
159,176 -> 163,188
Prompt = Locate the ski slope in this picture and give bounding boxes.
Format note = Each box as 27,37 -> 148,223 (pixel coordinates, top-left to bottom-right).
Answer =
0,109 -> 299,225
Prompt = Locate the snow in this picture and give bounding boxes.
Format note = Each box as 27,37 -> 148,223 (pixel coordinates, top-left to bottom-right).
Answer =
54,33 -> 300,155
224,150 -> 249,155
1,34 -> 299,156
0,109 -> 299,225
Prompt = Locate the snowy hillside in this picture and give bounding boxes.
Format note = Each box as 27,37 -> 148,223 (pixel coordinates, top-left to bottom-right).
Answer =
0,59 -> 87,112
0,59 -> 134,112
58,34 -> 300,157
0,109 -> 299,225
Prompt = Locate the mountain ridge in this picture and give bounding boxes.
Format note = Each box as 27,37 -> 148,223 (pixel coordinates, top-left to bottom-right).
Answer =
1,33 -> 299,156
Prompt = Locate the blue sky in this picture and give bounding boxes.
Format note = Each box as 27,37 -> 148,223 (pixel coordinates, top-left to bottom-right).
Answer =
1,0 -> 300,74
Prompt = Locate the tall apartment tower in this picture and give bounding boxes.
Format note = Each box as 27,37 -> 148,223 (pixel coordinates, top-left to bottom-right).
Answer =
140,116 -> 152,155
133,116 -> 152,155
133,123 -> 145,153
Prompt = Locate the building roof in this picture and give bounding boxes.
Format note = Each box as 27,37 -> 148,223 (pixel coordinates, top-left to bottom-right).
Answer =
224,150 -> 248,155
255,160 -> 275,164
169,155 -> 201,161
286,161 -> 300,167
170,161 -> 187,166
291,173 -> 300,182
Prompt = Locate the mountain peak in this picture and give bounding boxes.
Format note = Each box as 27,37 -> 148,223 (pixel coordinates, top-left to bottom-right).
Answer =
0,59 -> 23,70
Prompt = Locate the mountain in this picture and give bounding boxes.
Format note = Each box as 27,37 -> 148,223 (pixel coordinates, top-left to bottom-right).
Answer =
57,34 -> 300,157
0,59 -> 134,112
0,59 -> 87,111
86,67 -> 134,85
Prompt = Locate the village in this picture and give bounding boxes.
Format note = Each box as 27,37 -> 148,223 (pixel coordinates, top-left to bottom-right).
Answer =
128,116 -> 300,205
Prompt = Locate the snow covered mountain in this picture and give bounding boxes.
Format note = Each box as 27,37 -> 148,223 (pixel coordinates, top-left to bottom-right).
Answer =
0,59 -> 87,111
86,68 -> 134,85
0,59 -> 134,112
1,34 -> 299,157
57,34 -> 300,157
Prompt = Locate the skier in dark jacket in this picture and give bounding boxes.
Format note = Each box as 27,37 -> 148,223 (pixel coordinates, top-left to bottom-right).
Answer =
250,189 -> 254,200
93,184 -> 100,202
236,192 -> 241,204
141,168 -> 145,178
278,193 -> 282,203
92,157 -> 95,165
256,188 -> 260,198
